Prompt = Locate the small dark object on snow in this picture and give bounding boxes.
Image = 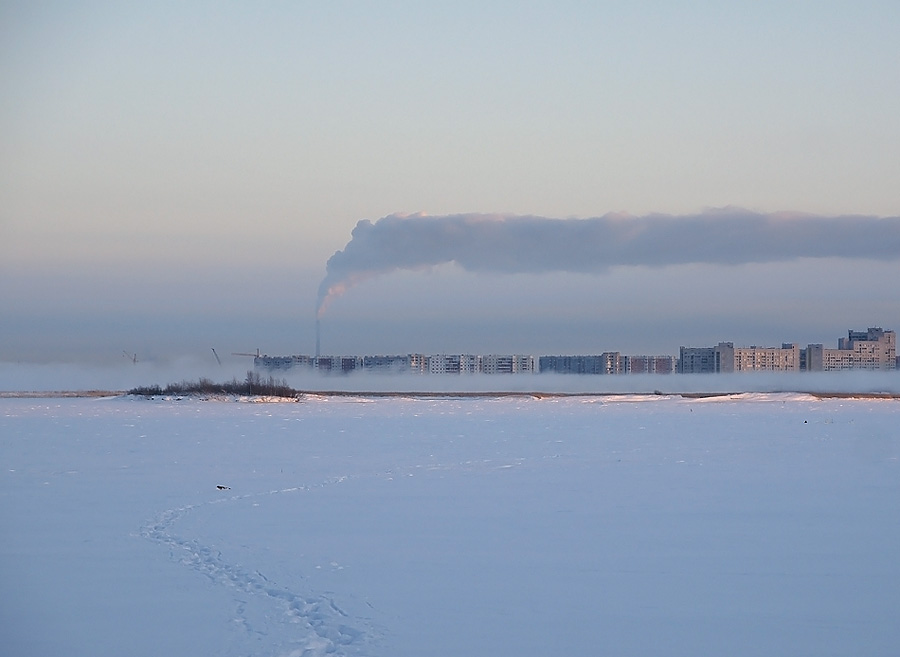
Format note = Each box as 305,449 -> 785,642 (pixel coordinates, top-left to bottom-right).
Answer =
216,485 -> 231,490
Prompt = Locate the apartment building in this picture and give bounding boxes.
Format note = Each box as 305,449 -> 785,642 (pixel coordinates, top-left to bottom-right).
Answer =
539,353 -> 624,375
626,355 -> 676,374
254,354 -> 314,370
480,354 -> 536,374
313,356 -> 362,373
427,354 -> 479,375
362,355 -> 413,373
806,327 -> 896,371
679,342 -> 799,373
721,343 -> 801,372
677,346 -> 717,373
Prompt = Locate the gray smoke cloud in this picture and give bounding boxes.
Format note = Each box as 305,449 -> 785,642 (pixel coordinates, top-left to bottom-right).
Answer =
317,209 -> 900,315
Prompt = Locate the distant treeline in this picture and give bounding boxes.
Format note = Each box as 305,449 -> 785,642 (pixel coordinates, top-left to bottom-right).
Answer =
128,372 -> 297,398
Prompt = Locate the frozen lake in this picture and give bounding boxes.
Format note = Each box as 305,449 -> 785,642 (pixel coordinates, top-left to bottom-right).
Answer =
2,393 -> 899,656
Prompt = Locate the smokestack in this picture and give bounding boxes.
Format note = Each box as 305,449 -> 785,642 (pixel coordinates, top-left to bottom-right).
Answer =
315,317 -> 321,358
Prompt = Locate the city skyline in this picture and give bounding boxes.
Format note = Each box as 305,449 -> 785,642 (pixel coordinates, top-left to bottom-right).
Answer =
3,3 -> 899,365
255,325 -> 897,375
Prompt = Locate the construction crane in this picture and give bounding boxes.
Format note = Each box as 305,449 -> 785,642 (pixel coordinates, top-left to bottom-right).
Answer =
123,351 -> 137,364
232,349 -> 261,358
211,348 -> 222,365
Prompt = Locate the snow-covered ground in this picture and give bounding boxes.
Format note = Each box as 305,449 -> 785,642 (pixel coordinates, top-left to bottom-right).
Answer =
2,393 -> 899,656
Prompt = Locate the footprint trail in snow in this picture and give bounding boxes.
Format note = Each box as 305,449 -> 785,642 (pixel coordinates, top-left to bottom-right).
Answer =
140,478 -> 379,657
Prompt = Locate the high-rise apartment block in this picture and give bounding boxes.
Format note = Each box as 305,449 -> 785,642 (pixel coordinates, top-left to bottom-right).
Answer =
680,342 -> 801,373
480,354 -> 535,374
721,343 -> 801,372
806,327 -> 896,371
539,353 -> 624,375
678,329 -> 895,373
626,355 -> 676,374
428,354 -> 479,375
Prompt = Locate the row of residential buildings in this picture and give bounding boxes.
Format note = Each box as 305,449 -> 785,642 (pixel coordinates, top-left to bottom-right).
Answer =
678,327 -> 896,373
253,352 -> 677,375
254,327 -> 896,375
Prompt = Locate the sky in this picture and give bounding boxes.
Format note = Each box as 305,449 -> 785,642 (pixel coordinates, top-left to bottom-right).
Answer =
2,1 -> 899,366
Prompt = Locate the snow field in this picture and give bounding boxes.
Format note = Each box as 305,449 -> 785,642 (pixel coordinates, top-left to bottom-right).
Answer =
1,394 -> 899,656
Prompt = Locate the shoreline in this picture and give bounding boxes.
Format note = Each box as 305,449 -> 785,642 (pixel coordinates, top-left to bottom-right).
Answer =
0,390 -> 125,399
2,389 -> 899,400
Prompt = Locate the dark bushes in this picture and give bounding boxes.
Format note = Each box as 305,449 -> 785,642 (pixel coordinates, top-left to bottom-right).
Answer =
128,371 -> 297,398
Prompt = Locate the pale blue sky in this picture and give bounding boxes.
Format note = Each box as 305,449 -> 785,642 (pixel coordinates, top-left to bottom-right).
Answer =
2,1 -> 899,364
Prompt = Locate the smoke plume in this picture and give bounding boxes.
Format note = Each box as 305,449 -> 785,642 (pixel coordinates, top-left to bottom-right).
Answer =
317,209 -> 900,316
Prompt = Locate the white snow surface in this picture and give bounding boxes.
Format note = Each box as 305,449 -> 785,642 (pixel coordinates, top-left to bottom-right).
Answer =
2,393 -> 899,656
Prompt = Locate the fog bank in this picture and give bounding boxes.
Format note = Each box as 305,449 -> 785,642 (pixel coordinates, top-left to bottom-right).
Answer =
2,361 -> 898,396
